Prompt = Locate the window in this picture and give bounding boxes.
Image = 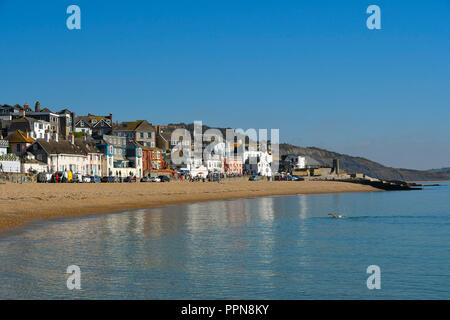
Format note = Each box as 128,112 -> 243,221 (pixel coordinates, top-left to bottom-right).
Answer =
140,132 -> 144,138
16,144 -> 21,153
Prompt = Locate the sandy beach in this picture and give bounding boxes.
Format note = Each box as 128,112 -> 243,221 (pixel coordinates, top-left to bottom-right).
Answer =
0,180 -> 381,234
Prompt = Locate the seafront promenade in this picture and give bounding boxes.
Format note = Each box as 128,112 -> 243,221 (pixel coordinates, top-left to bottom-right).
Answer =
0,180 -> 382,234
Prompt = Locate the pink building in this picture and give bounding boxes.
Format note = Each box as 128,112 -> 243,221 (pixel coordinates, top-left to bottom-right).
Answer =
223,157 -> 243,176
6,130 -> 35,156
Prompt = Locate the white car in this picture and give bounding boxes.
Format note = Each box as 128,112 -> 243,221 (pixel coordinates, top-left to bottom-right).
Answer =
72,173 -> 83,183
150,177 -> 161,182
82,176 -> 91,183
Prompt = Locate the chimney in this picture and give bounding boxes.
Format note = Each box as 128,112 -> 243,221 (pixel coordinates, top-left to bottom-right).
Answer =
70,133 -> 75,145
35,101 -> 40,112
109,113 -> 112,121
24,103 -> 29,110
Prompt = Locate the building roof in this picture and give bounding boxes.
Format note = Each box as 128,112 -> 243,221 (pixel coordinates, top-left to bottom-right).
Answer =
75,115 -> 112,128
134,141 -> 162,152
74,137 -> 103,154
113,120 -> 153,131
34,139 -> 86,155
89,115 -> 106,121
75,116 -> 94,128
6,130 -> 35,143
57,109 -> 73,114
11,116 -> 49,125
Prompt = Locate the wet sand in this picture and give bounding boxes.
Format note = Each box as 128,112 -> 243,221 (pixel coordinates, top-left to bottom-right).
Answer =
0,180 -> 381,234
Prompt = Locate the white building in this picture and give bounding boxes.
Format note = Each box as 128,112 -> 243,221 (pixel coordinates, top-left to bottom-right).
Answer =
0,139 -> 7,155
8,117 -> 51,140
0,139 -> 21,173
284,155 -> 306,169
27,134 -> 103,175
74,136 -> 104,176
243,150 -> 273,176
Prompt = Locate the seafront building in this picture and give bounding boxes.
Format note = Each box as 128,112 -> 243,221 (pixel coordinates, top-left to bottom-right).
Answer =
223,156 -> 243,175
0,101 -> 280,178
134,141 -> 164,174
0,137 -> 21,173
243,149 -> 273,176
94,134 -> 143,178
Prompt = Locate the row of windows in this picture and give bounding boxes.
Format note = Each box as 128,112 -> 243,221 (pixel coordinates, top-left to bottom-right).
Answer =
115,131 -> 155,139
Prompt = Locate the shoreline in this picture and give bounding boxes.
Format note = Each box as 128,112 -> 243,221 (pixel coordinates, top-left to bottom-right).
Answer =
0,180 -> 382,235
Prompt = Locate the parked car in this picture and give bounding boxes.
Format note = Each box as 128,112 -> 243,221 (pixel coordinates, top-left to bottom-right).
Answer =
150,176 -> 161,182
290,175 -> 304,181
90,176 -> 101,183
101,176 -> 119,183
37,172 -> 52,183
274,175 -> 283,181
249,175 -> 259,181
82,176 -> 91,183
158,175 -> 170,182
51,171 -> 65,183
140,176 -> 152,182
71,173 -> 82,183
123,176 -> 137,183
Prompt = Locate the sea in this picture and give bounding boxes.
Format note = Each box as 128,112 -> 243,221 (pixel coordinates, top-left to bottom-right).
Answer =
0,183 -> 449,299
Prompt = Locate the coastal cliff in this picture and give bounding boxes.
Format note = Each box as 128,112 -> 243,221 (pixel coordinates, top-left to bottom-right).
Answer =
280,144 -> 450,181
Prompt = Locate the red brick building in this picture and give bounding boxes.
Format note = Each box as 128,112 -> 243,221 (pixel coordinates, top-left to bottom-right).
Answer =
140,143 -> 164,175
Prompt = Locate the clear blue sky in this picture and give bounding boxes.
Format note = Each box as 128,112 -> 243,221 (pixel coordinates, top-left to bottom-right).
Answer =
1,0 -> 449,170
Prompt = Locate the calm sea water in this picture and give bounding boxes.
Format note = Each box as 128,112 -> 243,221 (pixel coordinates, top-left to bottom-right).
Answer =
1,184 -> 449,299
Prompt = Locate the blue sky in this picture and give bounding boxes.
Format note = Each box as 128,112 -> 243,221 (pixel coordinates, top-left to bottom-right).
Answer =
1,0 -> 449,169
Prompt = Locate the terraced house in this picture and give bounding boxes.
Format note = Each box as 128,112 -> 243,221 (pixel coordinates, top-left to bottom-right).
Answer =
74,136 -> 104,176
94,134 -> 143,178
113,120 -> 156,148
74,113 -> 113,136
134,141 -> 164,174
27,134 -> 103,175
